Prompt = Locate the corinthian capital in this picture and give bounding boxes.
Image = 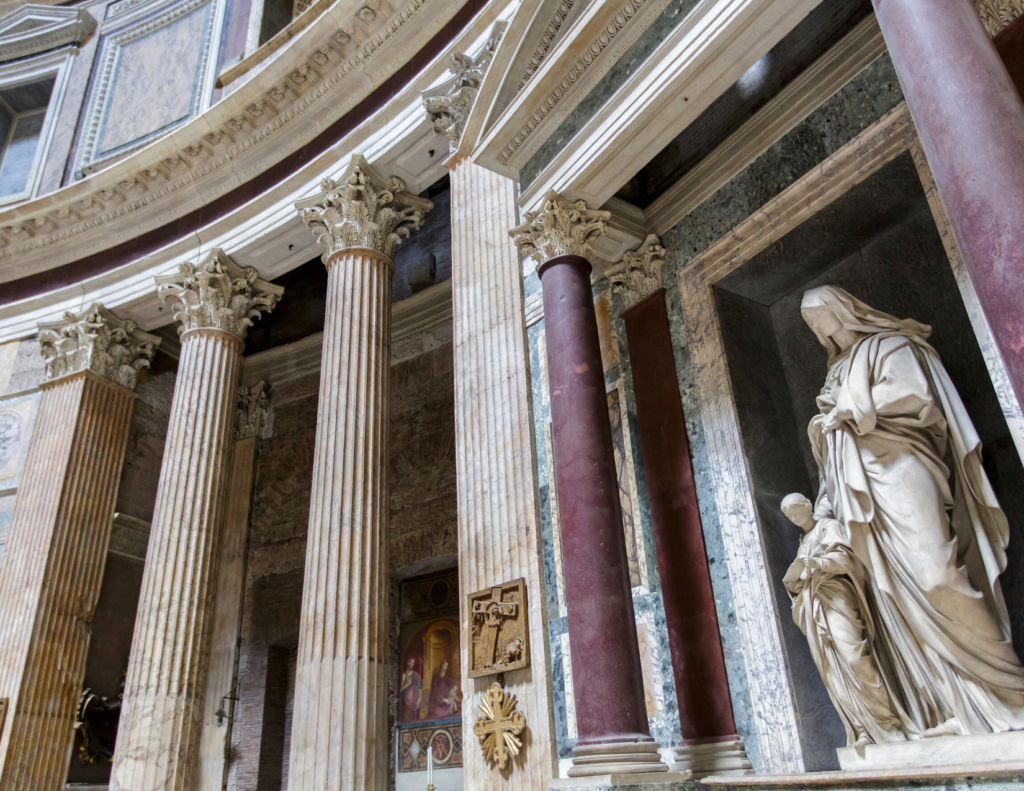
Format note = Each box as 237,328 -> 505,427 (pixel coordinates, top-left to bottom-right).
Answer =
38,304 -> 160,390
156,250 -> 283,340
610,235 -> 666,311
296,155 -> 433,263
422,22 -> 505,153
509,190 -> 611,265
235,381 -> 270,440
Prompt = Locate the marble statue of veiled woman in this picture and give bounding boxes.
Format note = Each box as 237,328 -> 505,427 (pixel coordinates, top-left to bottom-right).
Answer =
801,286 -> 1024,738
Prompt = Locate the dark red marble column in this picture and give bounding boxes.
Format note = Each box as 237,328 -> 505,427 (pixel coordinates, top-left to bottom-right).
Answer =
872,0 -> 1024,407
621,290 -> 751,776
539,254 -> 666,776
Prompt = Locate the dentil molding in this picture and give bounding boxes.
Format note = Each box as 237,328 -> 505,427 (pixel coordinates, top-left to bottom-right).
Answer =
156,249 -> 283,339
37,304 -> 160,390
509,189 -> 610,264
296,154 -> 433,263
609,233 -> 664,310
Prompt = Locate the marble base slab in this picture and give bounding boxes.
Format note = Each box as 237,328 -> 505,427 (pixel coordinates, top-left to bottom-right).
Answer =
550,771 -> 693,789
837,730 -> 1024,771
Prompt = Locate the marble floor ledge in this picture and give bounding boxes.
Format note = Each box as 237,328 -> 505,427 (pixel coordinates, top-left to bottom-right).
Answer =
546,762 -> 1024,791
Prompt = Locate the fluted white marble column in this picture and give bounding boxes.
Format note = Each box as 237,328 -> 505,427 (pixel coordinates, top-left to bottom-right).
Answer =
448,154 -> 558,790
288,155 -> 430,791
0,306 -> 157,791
111,252 -> 280,791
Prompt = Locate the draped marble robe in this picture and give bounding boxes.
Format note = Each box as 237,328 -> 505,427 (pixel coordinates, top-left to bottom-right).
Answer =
802,286 -> 1024,738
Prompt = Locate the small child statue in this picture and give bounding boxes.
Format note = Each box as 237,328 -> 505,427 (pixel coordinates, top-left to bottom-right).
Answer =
781,493 -> 916,746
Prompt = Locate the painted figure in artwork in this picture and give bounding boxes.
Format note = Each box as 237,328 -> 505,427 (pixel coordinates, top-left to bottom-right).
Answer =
781,493 -> 915,746
793,285 -> 1024,742
400,656 -> 422,722
427,659 -> 460,719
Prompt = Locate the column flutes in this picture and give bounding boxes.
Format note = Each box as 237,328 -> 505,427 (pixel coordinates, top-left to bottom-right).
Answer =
448,154 -> 558,790
111,252 -> 280,791
288,156 -> 430,791
0,306 -> 157,791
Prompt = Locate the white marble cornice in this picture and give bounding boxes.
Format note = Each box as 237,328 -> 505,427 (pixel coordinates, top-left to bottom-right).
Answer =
0,5 -> 95,62
0,0 -> 468,285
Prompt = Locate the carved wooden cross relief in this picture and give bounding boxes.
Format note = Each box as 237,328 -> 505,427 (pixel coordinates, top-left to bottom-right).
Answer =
468,578 -> 529,677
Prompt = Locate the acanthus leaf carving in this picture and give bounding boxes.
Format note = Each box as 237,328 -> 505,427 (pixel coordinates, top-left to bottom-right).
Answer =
235,380 -> 270,440
38,303 -> 160,390
155,249 -> 283,339
973,0 -> 1024,36
421,22 -> 505,153
610,234 -> 666,310
509,189 -> 610,264
296,154 -> 433,262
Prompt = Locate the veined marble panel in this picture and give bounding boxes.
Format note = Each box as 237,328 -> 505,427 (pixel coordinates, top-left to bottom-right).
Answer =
0,391 -> 40,497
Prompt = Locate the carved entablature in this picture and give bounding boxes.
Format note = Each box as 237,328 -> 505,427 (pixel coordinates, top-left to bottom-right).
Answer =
509,190 -> 610,265
235,381 -> 270,440
610,234 -> 666,311
0,5 -> 96,62
421,22 -> 505,153
973,0 -> 1024,36
155,249 -> 283,340
38,304 -> 160,390
296,154 -> 433,263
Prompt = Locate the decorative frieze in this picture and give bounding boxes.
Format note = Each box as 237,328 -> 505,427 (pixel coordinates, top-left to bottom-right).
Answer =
610,234 -> 665,311
156,250 -> 283,339
974,0 -> 1024,35
509,190 -> 610,264
297,155 -> 432,263
235,380 -> 270,440
422,24 -> 505,153
37,304 -> 160,390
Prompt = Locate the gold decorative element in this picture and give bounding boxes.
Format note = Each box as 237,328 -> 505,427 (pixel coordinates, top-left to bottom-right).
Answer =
474,682 -> 526,769
74,687 -> 121,764
610,234 -> 666,311
38,304 -> 160,390
296,154 -> 433,263
156,249 -> 283,340
973,0 -> 1024,36
468,578 -> 529,677
509,190 -> 610,265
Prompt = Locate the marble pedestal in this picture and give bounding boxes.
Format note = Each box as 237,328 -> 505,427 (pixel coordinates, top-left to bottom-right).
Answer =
837,731 -> 1024,771
549,772 -> 692,789
671,737 -> 753,778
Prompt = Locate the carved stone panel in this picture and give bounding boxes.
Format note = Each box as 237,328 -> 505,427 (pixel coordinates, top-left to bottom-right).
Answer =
468,578 -> 529,678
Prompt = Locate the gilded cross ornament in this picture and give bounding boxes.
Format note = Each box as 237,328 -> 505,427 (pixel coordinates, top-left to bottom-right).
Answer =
610,234 -> 666,311
509,190 -> 611,265
474,682 -> 526,770
155,250 -> 283,340
235,381 -> 270,440
38,304 -> 160,391
421,22 -> 505,153
295,154 -> 433,264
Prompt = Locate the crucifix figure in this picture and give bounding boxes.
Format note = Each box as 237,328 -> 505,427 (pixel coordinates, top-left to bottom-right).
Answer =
472,586 -> 518,670
474,682 -> 526,769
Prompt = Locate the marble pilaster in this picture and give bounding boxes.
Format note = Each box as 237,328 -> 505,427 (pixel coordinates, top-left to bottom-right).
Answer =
0,305 -> 157,791
448,154 -> 558,789
197,382 -> 269,791
288,156 -> 430,791
511,192 -> 675,781
111,252 -> 280,791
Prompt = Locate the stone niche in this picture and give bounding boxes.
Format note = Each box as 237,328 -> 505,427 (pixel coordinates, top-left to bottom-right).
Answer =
713,150 -> 1024,770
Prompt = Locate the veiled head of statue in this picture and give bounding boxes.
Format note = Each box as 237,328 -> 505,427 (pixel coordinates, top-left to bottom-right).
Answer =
800,285 -> 932,364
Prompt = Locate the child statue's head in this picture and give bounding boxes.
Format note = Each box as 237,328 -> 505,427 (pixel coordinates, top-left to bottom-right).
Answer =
781,493 -> 816,532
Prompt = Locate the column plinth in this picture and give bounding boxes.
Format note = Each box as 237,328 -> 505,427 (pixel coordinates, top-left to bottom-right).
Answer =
288,155 -> 431,791
112,252 -> 280,791
613,235 -> 751,777
870,0 -> 1024,407
0,305 -> 157,791
511,193 -> 670,779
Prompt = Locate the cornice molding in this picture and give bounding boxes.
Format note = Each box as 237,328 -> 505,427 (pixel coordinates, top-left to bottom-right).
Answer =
0,5 -> 95,62
155,249 -> 283,339
295,154 -> 433,262
0,0 -> 464,285
37,303 -> 160,390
